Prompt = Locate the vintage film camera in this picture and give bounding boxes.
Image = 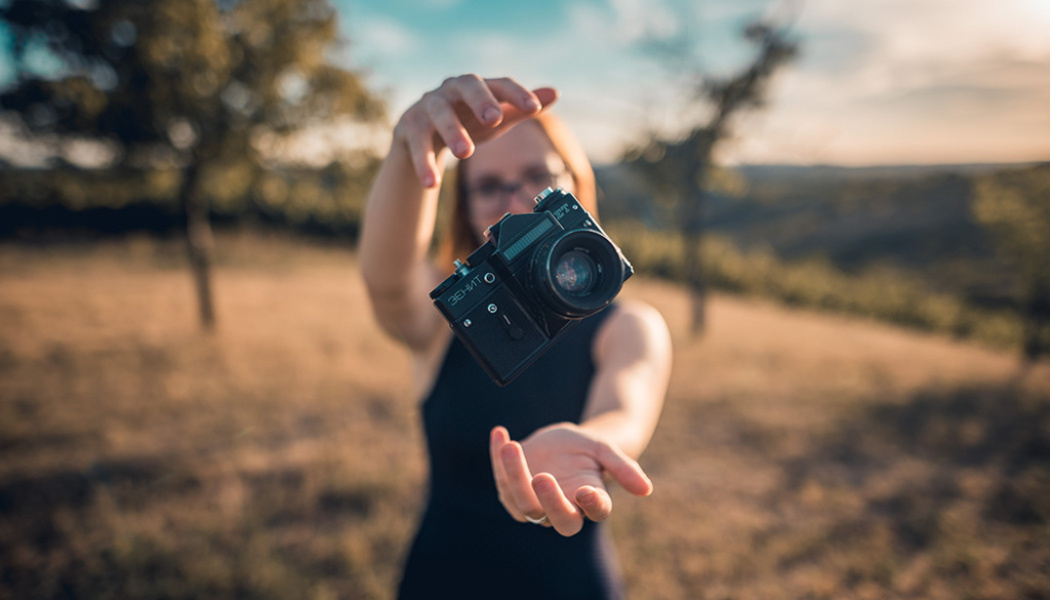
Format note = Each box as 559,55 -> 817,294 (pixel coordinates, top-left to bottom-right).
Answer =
430,187 -> 633,386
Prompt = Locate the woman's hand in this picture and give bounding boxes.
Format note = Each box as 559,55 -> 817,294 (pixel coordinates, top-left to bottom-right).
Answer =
394,74 -> 559,188
489,423 -> 653,537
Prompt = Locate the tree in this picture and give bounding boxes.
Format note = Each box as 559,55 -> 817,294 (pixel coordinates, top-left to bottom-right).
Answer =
972,165 -> 1050,363
1,0 -> 384,329
624,22 -> 797,334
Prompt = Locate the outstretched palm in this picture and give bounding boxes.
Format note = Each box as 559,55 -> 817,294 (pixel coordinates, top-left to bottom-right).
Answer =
490,423 -> 652,537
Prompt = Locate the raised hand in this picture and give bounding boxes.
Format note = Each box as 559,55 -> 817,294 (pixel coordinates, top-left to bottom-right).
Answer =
393,74 -> 559,188
489,423 -> 653,537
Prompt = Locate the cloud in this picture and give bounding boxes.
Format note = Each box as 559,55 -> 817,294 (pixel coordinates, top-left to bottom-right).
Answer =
588,0 -> 1050,165
715,0 -> 1050,164
724,47 -> 1050,165
354,15 -> 419,59
342,0 -> 1050,165
604,0 -> 680,42
796,0 -> 1050,94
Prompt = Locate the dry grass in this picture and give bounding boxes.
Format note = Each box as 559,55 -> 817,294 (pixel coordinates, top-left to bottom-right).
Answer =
1,232 -> 1048,599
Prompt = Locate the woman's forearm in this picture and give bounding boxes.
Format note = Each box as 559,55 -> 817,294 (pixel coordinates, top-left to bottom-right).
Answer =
577,303 -> 672,460
578,408 -> 659,460
359,139 -> 444,296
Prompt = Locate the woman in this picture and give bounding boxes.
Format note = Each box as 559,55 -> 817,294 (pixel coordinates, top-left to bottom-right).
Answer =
359,74 -> 672,599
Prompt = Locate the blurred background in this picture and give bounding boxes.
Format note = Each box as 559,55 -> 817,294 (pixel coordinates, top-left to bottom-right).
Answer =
1,0 -> 1048,598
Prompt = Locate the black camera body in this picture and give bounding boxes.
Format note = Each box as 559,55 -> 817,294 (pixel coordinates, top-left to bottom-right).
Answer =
429,187 -> 633,386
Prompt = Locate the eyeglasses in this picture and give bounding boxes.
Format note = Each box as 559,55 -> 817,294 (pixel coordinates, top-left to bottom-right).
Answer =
468,169 -> 568,212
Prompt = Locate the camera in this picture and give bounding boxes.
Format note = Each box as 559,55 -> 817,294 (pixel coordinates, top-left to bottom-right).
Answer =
430,187 -> 633,386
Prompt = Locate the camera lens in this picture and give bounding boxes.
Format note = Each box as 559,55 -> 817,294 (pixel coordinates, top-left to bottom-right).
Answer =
553,251 -> 597,296
534,230 -> 626,318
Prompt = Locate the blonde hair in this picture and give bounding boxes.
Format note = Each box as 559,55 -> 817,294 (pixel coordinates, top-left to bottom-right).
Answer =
437,112 -> 598,271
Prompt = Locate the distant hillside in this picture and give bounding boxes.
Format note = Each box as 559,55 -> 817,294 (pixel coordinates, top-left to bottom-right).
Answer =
595,162 -> 1048,310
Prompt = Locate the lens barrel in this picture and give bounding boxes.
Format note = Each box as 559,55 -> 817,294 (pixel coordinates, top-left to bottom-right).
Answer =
534,230 -> 625,318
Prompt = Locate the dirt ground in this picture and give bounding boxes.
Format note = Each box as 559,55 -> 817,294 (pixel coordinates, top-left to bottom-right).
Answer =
1,232 -> 1048,599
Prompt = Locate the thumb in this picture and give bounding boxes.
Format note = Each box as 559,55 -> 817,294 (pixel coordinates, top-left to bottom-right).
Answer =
594,442 -> 653,497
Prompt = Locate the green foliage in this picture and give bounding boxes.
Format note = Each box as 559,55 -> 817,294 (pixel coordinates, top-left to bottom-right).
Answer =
1,0 -> 384,157
972,164 -> 1050,359
0,161 -> 379,237
0,167 -> 181,213
973,166 -> 1050,281
0,0 -> 386,272
607,221 -> 1025,350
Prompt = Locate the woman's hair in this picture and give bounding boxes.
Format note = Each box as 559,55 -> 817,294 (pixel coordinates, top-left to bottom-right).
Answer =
437,112 -> 598,271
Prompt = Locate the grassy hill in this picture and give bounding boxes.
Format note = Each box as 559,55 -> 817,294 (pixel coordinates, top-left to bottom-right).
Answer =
2,233 -> 1047,599
3,160 -> 1044,350
596,162 -> 1048,309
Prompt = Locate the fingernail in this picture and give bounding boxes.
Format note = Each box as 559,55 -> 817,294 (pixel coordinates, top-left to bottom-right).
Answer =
482,107 -> 501,124
524,96 -> 541,111
421,172 -> 436,188
451,140 -> 469,157
578,488 -> 597,504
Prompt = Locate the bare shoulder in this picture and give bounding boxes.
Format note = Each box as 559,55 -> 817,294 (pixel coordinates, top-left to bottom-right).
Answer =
601,299 -> 671,342
593,299 -> 673,367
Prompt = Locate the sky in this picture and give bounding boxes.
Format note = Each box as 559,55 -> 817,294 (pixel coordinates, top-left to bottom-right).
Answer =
1,0 -> 1047,167
334,0 -> 1050,166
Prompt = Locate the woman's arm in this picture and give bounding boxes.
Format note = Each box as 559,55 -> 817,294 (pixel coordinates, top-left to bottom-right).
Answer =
578,300 -> 671,456
358,75 -> 557,350
491,301 -> 673,536
358,140 -> 447,350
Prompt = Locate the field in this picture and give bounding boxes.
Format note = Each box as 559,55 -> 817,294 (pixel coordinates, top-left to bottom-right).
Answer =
1,232 -> 1048,599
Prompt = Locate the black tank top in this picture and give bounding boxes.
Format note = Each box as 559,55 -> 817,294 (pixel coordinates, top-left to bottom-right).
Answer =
397,305 -> 625,600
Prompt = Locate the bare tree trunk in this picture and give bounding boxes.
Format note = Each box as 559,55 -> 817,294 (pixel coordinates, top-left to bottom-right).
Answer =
683,228 -> 707,335
680,144 -> 709,335
178,160 -> 216,330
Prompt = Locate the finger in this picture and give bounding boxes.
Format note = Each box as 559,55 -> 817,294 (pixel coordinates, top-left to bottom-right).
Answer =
530,87 -> 560,111
595,442 -> 654,497
482,86 -> 560,135
484,77 -> 543,114
575,485 -> 613,522
399,114 -> 441,188
490,426 -> 511,485
500,441 -> 544,521
532,473 -> 584,536
489,427 -> 515,514
423,92 -> 474,159
444,74 -> 503,127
